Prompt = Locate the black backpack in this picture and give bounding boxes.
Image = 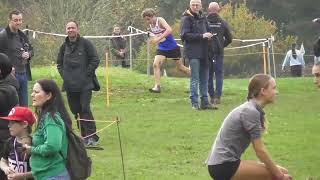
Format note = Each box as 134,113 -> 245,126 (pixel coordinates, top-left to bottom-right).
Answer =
62,131 -> 92,180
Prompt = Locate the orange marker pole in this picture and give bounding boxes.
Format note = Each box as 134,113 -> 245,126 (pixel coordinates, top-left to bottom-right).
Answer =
105,52 -> 110,107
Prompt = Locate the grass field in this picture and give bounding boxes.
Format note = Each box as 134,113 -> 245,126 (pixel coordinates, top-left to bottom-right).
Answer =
29,66 -> 320,180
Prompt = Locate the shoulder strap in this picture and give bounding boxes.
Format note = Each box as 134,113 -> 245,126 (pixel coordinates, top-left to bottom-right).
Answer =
59,151 -> 65,160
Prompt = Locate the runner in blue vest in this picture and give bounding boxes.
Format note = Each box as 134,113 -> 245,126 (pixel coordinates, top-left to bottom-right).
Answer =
142,8 -> 190,93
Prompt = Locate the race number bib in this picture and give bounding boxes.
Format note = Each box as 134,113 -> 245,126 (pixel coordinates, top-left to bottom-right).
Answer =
8,158 -> 28,173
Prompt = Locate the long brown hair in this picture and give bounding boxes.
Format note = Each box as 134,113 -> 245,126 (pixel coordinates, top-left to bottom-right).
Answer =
34,79 -> 72,132
247,74 -> 272,129
247,74 -> 272,101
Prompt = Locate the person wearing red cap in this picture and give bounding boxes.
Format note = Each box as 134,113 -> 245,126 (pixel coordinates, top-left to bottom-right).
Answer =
0,106 -> 35,180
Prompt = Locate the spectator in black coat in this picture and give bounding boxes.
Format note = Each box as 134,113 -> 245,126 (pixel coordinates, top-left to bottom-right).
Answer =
207,2 -> 232,106
0,53 -> 19,180
0,10 -> 33,107
110,25 -> 128,68
57,21 -> 100,146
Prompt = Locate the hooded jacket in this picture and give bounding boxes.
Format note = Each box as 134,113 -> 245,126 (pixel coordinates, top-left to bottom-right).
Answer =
207,13 -> 232,55
180,9 -> 210,63
0,74 -> 19,143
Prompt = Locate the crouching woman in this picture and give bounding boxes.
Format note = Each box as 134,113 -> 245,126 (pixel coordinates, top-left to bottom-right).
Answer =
207,74 -> 292,180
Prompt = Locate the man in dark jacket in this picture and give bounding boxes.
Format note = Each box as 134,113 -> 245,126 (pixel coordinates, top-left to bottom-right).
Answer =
110,25 -> 128,68
0,53 -> 19,179
57,21 -> 100,146
180,0 -> 215,110
0,10 -> 33,107
207,2 -> 232,105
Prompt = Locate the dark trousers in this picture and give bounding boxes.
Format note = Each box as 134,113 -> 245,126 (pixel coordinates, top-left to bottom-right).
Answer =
208,54 -> 224,98
66,90 -> 99,141
290,65 -> 302,77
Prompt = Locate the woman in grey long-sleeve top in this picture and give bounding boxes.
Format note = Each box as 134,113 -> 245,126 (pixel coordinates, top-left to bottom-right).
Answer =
207,74 -> 292,180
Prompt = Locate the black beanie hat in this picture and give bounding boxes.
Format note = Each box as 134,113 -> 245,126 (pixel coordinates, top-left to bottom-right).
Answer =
0,53 -> 13,80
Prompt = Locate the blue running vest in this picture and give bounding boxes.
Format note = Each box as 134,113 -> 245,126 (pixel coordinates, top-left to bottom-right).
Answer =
149,17 -> 178,51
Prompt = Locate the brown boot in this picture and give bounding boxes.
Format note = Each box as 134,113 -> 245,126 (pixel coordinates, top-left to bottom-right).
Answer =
214,97 -> 221,104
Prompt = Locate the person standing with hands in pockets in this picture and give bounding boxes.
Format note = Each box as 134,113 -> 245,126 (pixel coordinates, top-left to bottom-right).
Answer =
57,21 -> 100,146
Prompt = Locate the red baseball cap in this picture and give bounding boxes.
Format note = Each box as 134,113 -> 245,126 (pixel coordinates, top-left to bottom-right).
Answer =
0,107 -> 36,126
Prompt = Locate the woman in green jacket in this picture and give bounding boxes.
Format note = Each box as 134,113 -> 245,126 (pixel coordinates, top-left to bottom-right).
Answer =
25,79 -> 72,180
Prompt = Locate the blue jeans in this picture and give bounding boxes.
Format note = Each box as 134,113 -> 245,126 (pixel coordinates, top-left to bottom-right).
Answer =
46,170 -> 70,180
189,59 -> 209,106
15,72 -> 28,107
208,54 -> 224,98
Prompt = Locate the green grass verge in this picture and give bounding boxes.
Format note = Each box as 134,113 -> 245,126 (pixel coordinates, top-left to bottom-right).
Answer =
28,66 -> 320,180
